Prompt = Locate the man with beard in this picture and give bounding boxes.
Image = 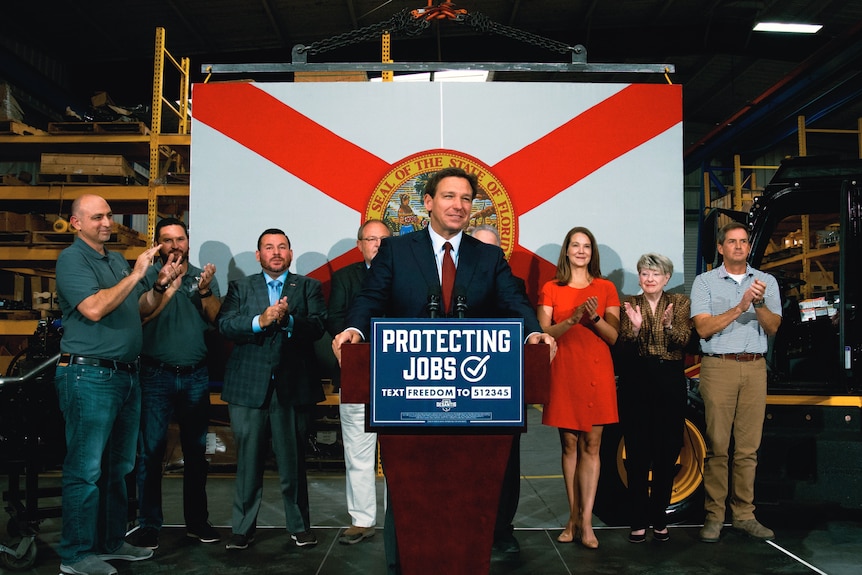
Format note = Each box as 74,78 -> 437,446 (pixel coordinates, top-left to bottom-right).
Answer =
217,228 -> 327,551
127,218 -> 222,551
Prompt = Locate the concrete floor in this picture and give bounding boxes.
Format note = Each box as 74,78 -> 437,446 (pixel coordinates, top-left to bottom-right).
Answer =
2,406 -> 860,574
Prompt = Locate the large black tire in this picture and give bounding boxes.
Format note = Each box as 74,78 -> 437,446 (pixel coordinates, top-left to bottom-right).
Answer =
595,389 -> 707,526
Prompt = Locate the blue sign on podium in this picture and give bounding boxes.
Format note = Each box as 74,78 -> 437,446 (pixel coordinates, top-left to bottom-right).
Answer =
369,318 -> 525,428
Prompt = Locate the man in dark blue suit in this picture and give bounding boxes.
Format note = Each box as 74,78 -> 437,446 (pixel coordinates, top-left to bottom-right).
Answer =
332,167 -> 555,574
218,228 -> 326,551
330,169 -> 551,341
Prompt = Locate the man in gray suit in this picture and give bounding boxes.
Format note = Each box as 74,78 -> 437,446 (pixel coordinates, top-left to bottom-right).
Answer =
217,228 -> 327,551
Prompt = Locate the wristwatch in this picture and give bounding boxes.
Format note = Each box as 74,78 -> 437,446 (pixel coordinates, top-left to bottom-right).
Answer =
592,315 -> 601,323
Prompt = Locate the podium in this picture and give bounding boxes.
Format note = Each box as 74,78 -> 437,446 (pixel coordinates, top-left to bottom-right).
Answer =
341,343 -> 550,575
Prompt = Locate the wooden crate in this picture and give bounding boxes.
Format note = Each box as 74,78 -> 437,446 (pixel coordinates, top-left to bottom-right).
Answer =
0,231 -> 30,244
0,120 -> 48,135
47,121 -> 149,135
0,212 -> 49,232
31,223 -> 145,247
113,222 -> 147,246
0,211 -> 25,232
24,213 -> 50,231
294,71 -> 368,82
40,153 -> 135,177
1,174 -> 29,185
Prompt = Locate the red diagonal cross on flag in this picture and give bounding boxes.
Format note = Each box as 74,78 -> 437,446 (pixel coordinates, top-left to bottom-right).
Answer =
192,82 -> 681,295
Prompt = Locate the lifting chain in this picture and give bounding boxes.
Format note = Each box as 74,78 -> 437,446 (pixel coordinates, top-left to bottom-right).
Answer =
463,12 -> 575,56
297,9 -> 427,57
295,3 -> 576,59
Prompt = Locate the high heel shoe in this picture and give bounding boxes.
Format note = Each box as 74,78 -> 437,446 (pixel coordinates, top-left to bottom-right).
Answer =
580,528 -> 599,549
653,528 -> 670,542
557,529 -> 574,543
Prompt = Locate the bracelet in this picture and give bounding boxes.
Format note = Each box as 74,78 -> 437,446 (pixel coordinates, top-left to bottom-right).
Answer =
753,300 -> 765,308
592,315 -> 601,323
198,288 -> 213,299
153,282 -> 168,294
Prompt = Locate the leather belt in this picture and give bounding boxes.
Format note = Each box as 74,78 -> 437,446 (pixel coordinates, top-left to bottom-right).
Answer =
706,353 -> 764,362
58,354 -> 139,372
141,356 -> 207,375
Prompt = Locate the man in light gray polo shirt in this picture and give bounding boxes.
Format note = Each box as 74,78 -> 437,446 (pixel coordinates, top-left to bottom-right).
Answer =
690,221 -> 782,543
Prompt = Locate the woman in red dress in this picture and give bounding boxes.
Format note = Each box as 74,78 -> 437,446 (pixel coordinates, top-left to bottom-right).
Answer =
538,226 -> 620,549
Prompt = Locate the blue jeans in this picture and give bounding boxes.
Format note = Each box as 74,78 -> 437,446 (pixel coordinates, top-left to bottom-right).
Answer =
55,364 -> 140,564
136,364 -> 210,530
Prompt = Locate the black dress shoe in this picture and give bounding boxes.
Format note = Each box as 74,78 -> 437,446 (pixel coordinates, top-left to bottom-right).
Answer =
492,532 -> 520,554
629,531 -> 646,543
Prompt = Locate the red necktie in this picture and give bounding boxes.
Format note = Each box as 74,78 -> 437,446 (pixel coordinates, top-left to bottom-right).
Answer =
442,241 -> 455,314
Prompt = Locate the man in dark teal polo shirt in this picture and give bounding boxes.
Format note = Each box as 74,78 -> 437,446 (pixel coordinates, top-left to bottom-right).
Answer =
54,194 -> 180,575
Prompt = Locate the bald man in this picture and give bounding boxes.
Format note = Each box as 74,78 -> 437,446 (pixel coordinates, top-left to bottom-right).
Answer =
54,194 -> 179,575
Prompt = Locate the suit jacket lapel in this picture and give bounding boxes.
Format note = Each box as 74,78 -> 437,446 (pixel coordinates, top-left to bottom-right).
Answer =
282,272 -> 298,303
410,229 -> 441,292
455,237 -> 479,290
254,273 -> 271,310
351,263 -> 368,287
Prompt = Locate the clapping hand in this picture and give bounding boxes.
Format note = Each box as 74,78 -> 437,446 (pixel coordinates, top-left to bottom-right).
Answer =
570,296 -> 599,325
198,263 -> 216,291
661,302 -> 674,329
623,301 -> 643,332
261,296 -> 289,329
155,251 -> 183,290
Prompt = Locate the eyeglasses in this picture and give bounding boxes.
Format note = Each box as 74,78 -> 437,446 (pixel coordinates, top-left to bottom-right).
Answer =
360,236 -> 386,243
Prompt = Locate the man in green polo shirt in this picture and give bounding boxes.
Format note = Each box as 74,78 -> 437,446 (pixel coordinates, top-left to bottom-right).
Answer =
127,217 -> 222,550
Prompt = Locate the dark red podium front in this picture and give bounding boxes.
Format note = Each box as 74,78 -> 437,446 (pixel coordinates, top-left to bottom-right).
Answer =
341,343 -> 549,575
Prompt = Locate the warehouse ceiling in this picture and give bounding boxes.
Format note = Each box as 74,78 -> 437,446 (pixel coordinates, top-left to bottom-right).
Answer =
2,1 -> 862,174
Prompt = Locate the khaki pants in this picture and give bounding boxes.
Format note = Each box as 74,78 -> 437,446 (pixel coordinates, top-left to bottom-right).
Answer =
699,355 -> 766,522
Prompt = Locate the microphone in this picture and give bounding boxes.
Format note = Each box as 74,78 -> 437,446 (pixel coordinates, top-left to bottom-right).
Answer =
454,286 -> 468,319
427,287 -> 442,318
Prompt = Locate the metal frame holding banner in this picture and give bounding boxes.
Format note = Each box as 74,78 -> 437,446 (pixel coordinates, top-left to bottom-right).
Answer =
370,318 -> 524,428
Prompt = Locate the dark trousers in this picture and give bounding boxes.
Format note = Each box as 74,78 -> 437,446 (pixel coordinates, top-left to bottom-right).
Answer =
136,364 -> 210,530
618,357 -> 686,531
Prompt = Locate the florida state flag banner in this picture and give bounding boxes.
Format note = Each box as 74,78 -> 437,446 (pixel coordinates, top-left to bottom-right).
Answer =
190,82 -> 683,297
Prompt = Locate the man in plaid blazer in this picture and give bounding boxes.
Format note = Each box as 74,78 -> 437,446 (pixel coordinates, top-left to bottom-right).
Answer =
217,228 -> 327,551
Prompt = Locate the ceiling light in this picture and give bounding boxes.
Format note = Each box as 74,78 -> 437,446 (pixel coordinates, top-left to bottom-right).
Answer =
753,22 -> 822,34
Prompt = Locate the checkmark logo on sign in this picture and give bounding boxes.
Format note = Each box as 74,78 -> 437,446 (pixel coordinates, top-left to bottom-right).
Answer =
461,355 -> 491,383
